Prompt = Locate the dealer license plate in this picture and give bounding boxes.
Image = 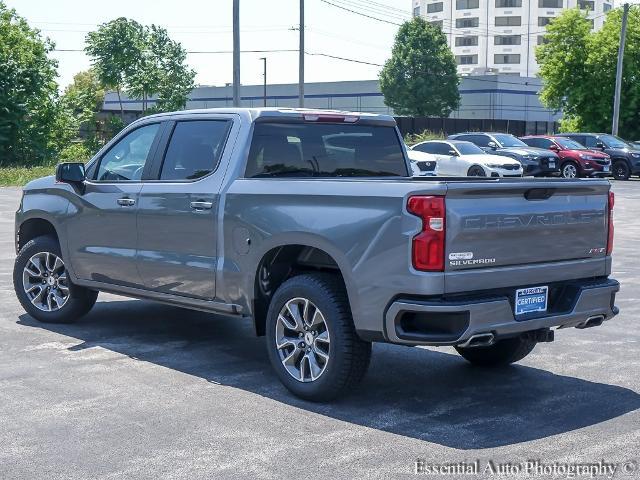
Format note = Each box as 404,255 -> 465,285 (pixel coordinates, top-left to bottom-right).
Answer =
548,161 -> 556,169
603,165 -> 610,172
515,286 -> 548,316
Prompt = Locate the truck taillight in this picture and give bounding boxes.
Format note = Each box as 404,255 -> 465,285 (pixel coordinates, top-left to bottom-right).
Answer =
607,191 -> 614,255
407,196 -> 445,271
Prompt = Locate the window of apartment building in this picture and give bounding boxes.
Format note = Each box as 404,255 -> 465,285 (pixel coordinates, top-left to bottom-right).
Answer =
495,16 -> 521,26
495,0 -> 522,7
457,55 -> 478,65
578,0 -> 594,9
456,17 -> 479,27
494,54 -> 521,64
455,36 -> 479,46
603,3 -> 612,11
538,35 -> 548,45
494,35 -> 521,45
430,20 -> 444,28
427,2 -> 444,13
413,5 -> 421,16
456,0 -> 479,10
538,0 -> 562,8
538,17 -> 553,26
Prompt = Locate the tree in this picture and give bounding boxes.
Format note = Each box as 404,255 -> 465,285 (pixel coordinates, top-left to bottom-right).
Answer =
85,18 -> 146,119
536,6 -> 640,138
127,25 -> 195,114
0,1 -> 62,165
379,17 -> 460,117
85,19 -> 195,116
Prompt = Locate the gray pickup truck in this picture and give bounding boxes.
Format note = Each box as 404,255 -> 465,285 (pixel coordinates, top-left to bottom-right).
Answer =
13,108 -> 619,401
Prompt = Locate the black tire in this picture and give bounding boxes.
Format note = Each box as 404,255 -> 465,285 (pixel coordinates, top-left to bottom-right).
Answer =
561,161 -> 580,179
612,160 -> 631,180
467,166 -> 487,177
455,336 -> 536,367
13,235 -> 98,323
265,273 -> 371,401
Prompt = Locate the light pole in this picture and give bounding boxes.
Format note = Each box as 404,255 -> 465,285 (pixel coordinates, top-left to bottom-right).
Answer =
612,3 -> 629,136
260,57 -> 267,107
232,0 -> 240,107
299,0 -> 304,107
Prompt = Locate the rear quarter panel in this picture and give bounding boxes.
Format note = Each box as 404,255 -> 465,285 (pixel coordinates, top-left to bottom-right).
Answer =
219,178 -> 447,335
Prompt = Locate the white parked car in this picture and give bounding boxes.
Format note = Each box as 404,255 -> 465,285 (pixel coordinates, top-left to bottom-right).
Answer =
411,140 -> 523,177
406,149 -> 438,177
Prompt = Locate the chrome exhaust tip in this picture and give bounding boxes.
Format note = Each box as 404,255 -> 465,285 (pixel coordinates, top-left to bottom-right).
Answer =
576,315 -> 605,329
458,332 -> 495,348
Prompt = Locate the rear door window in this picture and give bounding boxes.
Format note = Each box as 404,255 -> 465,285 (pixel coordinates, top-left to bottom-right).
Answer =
245,122 -> 408,178
159,120 -> 232,181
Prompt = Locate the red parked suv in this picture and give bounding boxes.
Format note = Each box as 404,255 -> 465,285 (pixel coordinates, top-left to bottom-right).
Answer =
520,135 -> 611,178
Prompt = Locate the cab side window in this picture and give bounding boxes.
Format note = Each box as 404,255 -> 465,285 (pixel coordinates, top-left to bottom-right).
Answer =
94,123 -> 160,182
160,120 -> 232,181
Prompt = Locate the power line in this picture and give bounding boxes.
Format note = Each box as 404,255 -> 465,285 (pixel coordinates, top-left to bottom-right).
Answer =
306,52 -> 383,66
319,0 -> 402,26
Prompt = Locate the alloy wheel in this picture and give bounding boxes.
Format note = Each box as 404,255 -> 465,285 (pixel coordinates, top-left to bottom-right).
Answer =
562,163 -> 577,178
22,251 -> 70,312
275,297 -> 331,382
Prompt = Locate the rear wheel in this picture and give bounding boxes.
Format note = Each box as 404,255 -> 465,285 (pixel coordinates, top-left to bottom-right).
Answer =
265,273 -> 371,401
13,235 -> 98,323
467,166 -> 486,177
455,336 -> 536,367
612,160 -> 631,180
561,161 -> 579,179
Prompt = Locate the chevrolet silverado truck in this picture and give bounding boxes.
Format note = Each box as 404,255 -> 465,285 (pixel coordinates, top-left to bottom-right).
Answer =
13,108 -> 619,401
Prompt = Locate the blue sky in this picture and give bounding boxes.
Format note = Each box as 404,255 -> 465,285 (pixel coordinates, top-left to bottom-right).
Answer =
6,0 -> 407,90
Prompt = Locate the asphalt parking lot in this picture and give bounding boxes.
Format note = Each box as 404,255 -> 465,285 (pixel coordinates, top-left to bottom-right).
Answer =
0,182 -> 638,480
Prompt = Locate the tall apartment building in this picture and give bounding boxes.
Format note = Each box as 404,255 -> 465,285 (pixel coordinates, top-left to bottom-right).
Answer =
412,0 -> 613,76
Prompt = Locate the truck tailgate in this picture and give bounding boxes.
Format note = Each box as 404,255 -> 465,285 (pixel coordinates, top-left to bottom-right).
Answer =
444,180 -> 611,292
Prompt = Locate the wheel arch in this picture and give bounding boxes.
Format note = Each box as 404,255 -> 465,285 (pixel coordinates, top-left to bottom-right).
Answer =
250,239 -> 353,337
17,217 -> 60,252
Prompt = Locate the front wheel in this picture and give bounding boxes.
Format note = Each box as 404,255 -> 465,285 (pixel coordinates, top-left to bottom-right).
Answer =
561,161 -> 579,179
13,235 -> 98,323
612,160 -> 631,180
455,336 -> 536,367
265,273 -> 371,401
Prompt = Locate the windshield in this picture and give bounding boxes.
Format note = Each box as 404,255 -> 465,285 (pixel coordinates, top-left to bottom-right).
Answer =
454,142 -> 485,155
493,134 -> 527,147
556,138 -> 587,150
600,135 -> 630,149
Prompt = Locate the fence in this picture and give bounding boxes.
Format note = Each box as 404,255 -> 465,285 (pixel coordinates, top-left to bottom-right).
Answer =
395,117 -> 559,138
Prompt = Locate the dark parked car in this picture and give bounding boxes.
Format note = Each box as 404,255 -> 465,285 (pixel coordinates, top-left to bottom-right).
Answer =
520,135 -> 611,178
557,133 -> 640,180
447,132 -> 560,177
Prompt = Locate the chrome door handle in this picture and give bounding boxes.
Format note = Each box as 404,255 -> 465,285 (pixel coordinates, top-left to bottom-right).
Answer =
190,201 -> 213,210
117,197 -> 136,207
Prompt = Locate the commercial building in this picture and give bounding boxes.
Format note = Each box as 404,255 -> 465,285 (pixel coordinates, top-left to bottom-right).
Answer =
102,76 -> 559,123
412,0 -> 613,76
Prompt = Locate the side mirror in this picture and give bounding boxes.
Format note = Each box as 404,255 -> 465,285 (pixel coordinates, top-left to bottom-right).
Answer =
487,141 -> 497,150
595,142 -> 605,149
549,144 -> 559,151
448,149 -> 458,156
55,162 -> 86,190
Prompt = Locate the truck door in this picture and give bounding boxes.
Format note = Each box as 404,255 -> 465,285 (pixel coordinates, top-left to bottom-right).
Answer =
136,116 -> 236,300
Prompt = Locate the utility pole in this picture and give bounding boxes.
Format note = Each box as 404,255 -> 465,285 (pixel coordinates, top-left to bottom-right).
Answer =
299,0 -> 305,107
260,57 -> 267,107
612,3 -> 629,136
232,0 -> 241,107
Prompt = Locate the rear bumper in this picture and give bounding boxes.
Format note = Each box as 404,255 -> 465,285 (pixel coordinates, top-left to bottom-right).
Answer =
384,278 -> 619,346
